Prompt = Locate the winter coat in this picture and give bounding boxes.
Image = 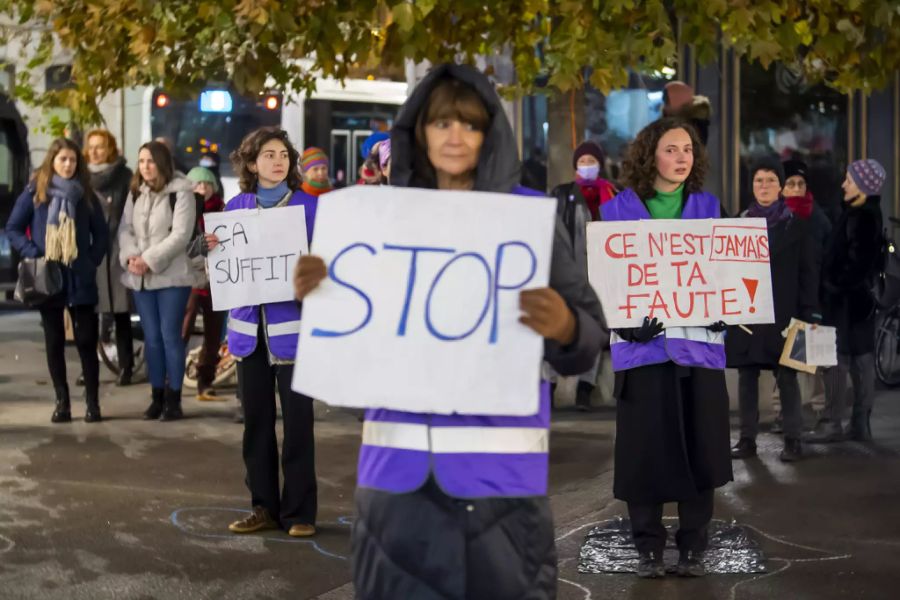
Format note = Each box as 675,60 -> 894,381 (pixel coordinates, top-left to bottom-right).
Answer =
726,214 -> 820,368
551,179 -> 616,275
6,184 -> 108,307
821,195 -> 883,355
117,176 -> 197,291
808,203 -> 832,268
606,186 -> 731,504
356,63 -> 607,599
90,159 -> 133,313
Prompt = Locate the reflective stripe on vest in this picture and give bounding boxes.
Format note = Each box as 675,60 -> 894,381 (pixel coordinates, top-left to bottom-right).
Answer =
268,319 -> 301,337
228,317 -> 258,337
362,421 -> 549,454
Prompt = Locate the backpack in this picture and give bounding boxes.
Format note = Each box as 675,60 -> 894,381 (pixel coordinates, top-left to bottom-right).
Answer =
872,225 -> 900,310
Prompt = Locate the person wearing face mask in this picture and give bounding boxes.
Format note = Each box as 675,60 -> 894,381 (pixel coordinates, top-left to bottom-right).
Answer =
604,118 -> 732,579
6,138 -> 108,423
806,159 -> 886,443
550,141 -> 617,409
727,158 -> 820,463
294,64 -> 606,600
206,127 -> 319,539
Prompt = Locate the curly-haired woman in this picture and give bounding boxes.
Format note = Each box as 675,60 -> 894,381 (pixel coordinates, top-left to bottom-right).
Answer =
603,118 -> 733,579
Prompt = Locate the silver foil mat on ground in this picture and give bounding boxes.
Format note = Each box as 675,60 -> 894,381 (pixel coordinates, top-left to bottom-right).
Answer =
577,517 -> 767,574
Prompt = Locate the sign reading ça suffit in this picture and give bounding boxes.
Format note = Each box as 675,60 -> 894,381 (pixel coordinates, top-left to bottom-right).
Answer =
292,186 -> 557,416
204,205 -> 309,311
586,218 -> 775,329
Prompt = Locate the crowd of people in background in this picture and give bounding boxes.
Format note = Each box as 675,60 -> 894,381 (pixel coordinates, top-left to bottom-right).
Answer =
3,64 -> 893,596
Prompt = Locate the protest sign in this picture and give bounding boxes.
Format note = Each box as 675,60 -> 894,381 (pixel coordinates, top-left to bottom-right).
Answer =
586,218 -> 776,328
806,324 -> 838,367
292,186 -> 557,416
204,205 -> 309,311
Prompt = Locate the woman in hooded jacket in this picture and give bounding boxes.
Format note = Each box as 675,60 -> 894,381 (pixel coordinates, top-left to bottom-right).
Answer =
6,138 -> 108,423
293,64 -> 606,600
118,140 -> 196,421
85,129 -> 136,385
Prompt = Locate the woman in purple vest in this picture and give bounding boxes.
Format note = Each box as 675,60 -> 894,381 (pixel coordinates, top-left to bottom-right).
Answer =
602,118 -> 733,578
206,127 -> 318,538
294,64 -> 606,600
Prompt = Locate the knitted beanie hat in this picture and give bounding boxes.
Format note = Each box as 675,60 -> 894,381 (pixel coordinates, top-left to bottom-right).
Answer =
572,140 -> 605,169
751,156 -> 786,187
301,147 -> 328,172
848,158 -> 886,196
378,139 -> 392,170
186,166 -> 218,191
782,159 -> 808,184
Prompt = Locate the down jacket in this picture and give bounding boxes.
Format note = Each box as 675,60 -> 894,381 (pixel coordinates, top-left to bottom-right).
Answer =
117,176 -> 197,291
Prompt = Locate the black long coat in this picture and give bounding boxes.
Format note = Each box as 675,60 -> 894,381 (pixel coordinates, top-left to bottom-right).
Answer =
726,215 -> 820,368
614,363 -> 733,504
821,196 -> 883,355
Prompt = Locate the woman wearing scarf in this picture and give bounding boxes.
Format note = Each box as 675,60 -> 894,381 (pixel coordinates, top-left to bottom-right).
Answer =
551,141 -> 617,409
6,138 -> 108,422
85,129 -> 136,386
206,127 -> 319,539
727,158 -> 821,463
300,147 -> 333,197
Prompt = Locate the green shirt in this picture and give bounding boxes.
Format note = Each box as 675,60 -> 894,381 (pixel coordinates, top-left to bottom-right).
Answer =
645,184 -> 684,219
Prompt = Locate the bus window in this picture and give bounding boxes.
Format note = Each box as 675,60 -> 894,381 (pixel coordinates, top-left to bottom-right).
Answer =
303,99 -> 398,185
151,89 -> 282,177
330,130 -> 350,188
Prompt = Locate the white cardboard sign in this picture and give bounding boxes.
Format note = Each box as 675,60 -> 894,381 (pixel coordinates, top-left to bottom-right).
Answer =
586,218 -> 776,328
806,325 -> 838,367
292,186 -> 557,416
204,205 -> 309,311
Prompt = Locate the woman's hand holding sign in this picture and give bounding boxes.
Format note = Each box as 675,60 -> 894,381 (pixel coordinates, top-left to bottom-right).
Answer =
294,255 -> 328,301
519,288 -> 577,345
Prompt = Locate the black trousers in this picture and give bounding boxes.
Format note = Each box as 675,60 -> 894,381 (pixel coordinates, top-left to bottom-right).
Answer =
101,312 -> 134,371
39,304 -> 99,395
353,478 -> 557,600
627,488 -> 714,555
237,340 -> 317,529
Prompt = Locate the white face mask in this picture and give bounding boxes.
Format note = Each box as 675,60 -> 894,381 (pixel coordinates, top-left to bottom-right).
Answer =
577,165 -> 600,181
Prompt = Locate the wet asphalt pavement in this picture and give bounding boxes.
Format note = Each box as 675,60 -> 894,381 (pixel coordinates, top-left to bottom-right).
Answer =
1,310 -> 899,599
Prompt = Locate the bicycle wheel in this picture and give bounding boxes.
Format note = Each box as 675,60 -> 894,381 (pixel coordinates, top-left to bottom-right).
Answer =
875,310 -> 900,386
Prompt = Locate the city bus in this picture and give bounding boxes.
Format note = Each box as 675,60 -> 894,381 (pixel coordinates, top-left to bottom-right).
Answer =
142,76 -> 410,200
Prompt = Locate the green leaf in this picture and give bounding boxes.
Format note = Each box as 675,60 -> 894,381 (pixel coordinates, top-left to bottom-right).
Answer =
392,3 -> 415,32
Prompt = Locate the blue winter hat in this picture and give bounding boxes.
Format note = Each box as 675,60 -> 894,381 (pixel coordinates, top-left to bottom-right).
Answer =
360,131 -> 389,160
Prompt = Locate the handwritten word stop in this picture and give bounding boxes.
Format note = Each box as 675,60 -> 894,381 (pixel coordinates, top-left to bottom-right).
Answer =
292,186 -> 557,416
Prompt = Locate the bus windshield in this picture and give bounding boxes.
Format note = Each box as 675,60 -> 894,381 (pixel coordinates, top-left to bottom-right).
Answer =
150,89 -> 281,177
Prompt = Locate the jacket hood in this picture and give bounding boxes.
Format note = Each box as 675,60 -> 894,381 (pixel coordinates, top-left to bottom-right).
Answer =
390,63 -> 521,193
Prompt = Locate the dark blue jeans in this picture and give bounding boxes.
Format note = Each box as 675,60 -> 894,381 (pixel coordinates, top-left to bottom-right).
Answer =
133,287 -> 191,390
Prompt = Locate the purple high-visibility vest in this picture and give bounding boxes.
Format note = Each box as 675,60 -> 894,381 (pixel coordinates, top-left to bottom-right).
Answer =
225,190 -> 318,360
600,187 -> 726,372
357,185 -> 553,499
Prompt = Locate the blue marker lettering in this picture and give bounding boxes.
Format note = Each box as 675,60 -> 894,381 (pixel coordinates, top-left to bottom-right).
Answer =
310,243 -> 377,338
